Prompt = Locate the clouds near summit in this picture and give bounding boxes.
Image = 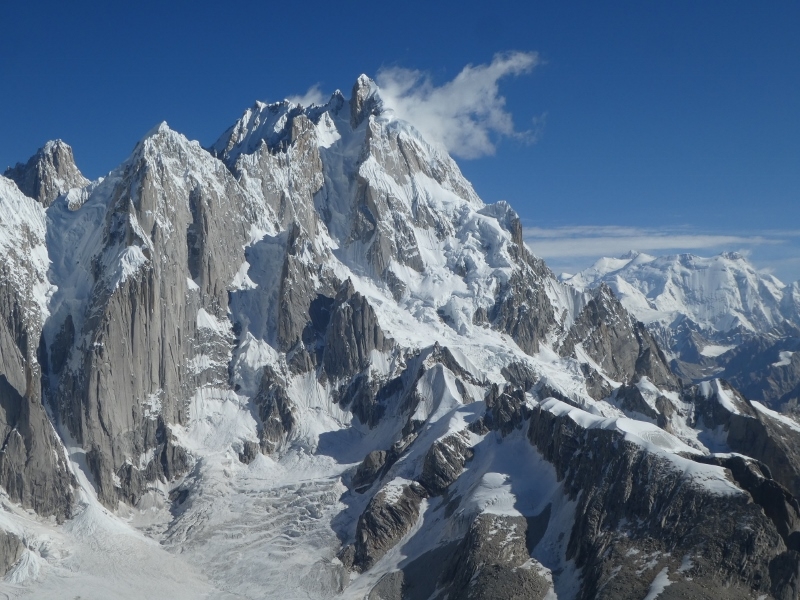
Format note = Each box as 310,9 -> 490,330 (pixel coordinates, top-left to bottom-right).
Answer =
376,52 -> 540,158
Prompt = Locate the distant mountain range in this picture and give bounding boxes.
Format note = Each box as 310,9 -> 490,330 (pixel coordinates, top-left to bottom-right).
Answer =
564,250 -> 800,412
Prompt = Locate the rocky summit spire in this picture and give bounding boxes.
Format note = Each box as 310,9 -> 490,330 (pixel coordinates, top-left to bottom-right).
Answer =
4,139 -> 89,206
349,74 -> 381,128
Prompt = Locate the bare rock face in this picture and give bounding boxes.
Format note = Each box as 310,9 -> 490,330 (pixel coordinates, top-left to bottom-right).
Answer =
610,383 -> 681,433
0,374 -> 74,519
477,203 -> 559,355
352,450 -> 388,492
253,365 -> 295,453
559,284 -> 679,390
0,177 -> 74,520
527,399 -> 798,600
353,480 -> 428,572
337,343 -> 477,451
233,113 -> 324,236
481,384 -> 531,436
233,113 -> 337,375
322,279 -> 392,381
718,335 -> 800,412
487,270 -> 555,355
276,226 -> 337,374
436,514 -> 552,600
0,528 -> 24,576
501,360 -> 539,391
367,571 -> 404,600
688,380 -> 800,499
362,514 -> 553,600
350,75 -> 382,129
419,431 -> 473,495
690,453 -> 800,548
4,140 -> 89,207
44,126 -> 255,507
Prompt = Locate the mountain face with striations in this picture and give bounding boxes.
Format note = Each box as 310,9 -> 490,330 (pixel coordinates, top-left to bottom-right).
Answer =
1,76 -> 800,599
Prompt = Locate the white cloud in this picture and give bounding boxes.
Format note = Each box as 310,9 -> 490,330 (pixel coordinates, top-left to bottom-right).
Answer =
287,84 -> 326,107
376,52 -> 540,159
522,224 -> 800,280
524,226 -> 783,258
523,225 -> 780,258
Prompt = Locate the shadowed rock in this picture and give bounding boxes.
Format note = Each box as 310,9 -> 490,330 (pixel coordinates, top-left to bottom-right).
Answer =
0,529 -> 24,577
419,431 -> 473,495
435,514 -> 551,600
354,481 -> 428,572
254,365 -> 296,453
559,284 -> 679,390
323,279 -> 392,381
687,380 -> 800,499
527,399 -> 798,599
0,179 -> 74,519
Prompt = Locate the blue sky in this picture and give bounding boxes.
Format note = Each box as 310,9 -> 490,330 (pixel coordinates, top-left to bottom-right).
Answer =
2,1 -> 798,280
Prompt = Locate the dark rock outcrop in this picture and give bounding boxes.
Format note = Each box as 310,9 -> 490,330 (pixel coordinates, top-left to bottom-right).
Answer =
690,453 -> 800,548
0,373 -> 74,520
487,270 -> 555,355
559,284 -> 679,390
322,279 -> 391,381
352,450 -> 388,492
527,399 -> 798,599
419,431 -> 473,495
0,528 -> 24,577
333,344 -> 465,432
501,360 -> 538,391
0,179 -> 74,520
436,514 -> 551,600
350,75 -> 382,129
253,365 -> 296,453
688,380 -> 800,498
483,384 -> 530,436
354,481 -> 428,572
612,383 -> 674,430
719,335 -> 800,412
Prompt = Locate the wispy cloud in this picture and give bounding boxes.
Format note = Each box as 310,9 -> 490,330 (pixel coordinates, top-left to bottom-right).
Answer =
287,84 -> 327,107
524,225 -> 780,257
376,52 -> 540,159
523,224 -> 800,281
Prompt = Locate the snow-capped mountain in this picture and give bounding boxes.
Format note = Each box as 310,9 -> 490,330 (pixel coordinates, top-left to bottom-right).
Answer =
564,250 -> 799,342
1,76 -> 799,599
564,251 -> 800,412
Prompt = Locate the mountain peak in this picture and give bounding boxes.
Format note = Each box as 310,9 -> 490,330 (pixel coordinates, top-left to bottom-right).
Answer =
568,249 -> 794,338
350,74 -> 381,128
142,120 -> 171,139
4,139 -> 89,207
721,250 -> 745,261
